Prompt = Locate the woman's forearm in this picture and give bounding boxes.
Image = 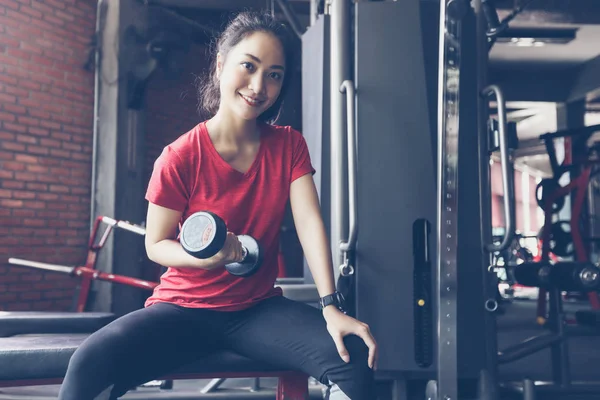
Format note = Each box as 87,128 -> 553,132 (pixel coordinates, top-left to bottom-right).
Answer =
146,239 -> 225,270
295,214 -> 337,297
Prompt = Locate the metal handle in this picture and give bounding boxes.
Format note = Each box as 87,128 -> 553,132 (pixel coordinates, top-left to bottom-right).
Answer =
482,85 -> 515,252
102,216 -> 146,236
8,258 -> 74,274
339,80 -> 358,253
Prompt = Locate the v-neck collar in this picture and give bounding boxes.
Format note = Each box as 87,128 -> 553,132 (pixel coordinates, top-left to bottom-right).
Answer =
201,122 -> 266,178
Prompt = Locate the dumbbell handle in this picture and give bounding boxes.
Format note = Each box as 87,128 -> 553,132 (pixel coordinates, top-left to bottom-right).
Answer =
240,245 -> 248,261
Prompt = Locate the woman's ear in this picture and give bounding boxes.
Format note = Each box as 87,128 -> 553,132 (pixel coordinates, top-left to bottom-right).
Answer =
216,52 -> 223,80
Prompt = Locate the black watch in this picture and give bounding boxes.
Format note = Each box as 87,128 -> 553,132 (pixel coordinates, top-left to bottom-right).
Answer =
319,291 -> 346,313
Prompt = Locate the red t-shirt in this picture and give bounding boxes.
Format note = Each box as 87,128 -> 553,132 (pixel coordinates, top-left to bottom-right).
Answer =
144,121 -> 315,311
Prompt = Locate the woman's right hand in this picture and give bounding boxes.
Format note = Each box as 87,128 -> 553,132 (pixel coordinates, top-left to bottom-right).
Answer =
214,232 -> 245,264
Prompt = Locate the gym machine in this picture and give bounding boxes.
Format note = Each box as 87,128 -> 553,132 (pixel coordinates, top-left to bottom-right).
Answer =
303,0 -> 494,398
303,0 -> 600,399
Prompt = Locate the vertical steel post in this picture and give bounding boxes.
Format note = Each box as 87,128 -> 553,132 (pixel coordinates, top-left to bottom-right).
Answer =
330,0 -> 351,282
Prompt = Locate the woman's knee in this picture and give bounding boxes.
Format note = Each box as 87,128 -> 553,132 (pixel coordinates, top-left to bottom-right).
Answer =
322,335 -> 375,399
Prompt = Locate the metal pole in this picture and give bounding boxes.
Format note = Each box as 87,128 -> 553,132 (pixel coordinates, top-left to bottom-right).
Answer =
274,0 -> 305,39
90,0 -> 106,230
310,0 -> 319,25
330,0 -> 351,282
475,0 -> 500,398
435,0 -> 467,398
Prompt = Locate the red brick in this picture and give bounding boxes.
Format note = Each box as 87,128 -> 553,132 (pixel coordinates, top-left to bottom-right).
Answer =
0,132 -> 16,141
0,74 -> 18,85
0,92 -> 16,104
13,190 -> 35,199
2,180 -> 24,189
0,53 -> 20,66
26,164 -> 45,173
14,153 -> 37,163
0,111 -> 16,121
21,292 -> 42,300
6,46 -> 31,61
45,0 -> 66,10
0,170 -> 14,179
30,54 -> 54,67
0,0 -> 20,11
28,127 -> 49,136
2,141 -> 25,151
5,85 -> 28,97
0,15 -> 19,30
16,135 -> 37,144
30,0 -> 54,15
42,13 -> 62,27
3,103 -> 26,114
14,171 -> 37,181
3,122 -> 27,133
26,145 -> 49,155
20,5 -> 43,19
6,9 -> 30,23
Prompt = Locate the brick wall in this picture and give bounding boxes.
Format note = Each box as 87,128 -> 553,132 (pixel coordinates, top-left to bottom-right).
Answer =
0,0 -> 96,311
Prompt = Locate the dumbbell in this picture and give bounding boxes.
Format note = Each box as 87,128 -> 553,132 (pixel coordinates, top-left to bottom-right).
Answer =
180,211 -> 262,277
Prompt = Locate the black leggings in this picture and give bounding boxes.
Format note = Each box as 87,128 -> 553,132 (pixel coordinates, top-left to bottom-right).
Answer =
58,296 -> 375,399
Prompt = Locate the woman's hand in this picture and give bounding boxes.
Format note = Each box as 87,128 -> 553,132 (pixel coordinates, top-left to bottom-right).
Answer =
214,232 -> 245,264
323,307 -> 378,370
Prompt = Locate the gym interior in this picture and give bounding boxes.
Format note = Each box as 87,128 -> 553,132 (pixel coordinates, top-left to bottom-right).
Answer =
1,0 -> 600,399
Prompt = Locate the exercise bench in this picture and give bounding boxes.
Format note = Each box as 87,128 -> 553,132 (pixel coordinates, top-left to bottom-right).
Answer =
0,284 -> 320,398
0,333 -> 310,399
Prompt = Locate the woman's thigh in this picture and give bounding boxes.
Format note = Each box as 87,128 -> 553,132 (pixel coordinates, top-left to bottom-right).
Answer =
59,302 -> 224,399
224,296 -> 375,399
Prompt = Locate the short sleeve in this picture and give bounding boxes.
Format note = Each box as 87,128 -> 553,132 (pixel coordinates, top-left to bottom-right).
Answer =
290,128 -> 316,182
145,146 -> 190,212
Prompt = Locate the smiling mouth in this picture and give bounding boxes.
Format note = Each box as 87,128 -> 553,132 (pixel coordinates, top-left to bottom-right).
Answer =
239,94 -> 265,107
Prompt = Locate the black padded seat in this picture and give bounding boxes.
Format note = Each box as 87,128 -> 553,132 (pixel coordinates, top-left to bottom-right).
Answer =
0,334 -> 285,382
0,285 -> 316,338
0,312 -> 116,337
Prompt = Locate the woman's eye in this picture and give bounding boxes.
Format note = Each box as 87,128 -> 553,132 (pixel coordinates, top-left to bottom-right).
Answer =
241,62 -> 254,71
270,72 -> 282,80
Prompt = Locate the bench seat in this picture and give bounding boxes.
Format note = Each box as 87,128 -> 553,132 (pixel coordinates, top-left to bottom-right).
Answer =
0,333 -> 300,382
0,312 -> 116,338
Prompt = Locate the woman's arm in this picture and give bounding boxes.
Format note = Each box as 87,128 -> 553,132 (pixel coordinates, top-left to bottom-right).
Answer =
289,174 -> 336,297
145,203 -> 242,270
290,173 -> 378,369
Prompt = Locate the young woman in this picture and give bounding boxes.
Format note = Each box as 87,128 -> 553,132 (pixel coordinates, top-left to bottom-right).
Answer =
59,11 -> 378,400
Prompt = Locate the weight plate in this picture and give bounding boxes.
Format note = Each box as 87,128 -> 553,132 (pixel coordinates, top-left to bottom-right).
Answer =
225,235 -> 262,277
535,178 -> 565,214
180,211 -> 227,259
548,220 -> 574,257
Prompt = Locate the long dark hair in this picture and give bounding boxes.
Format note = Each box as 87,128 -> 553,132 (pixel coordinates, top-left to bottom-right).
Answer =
197,11 -> 295,124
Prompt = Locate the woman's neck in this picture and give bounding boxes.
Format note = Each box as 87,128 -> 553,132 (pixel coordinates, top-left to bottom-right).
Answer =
206,110 -> 260,143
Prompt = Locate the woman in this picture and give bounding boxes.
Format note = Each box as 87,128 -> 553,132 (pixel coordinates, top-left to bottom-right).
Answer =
59,11 -> 377,400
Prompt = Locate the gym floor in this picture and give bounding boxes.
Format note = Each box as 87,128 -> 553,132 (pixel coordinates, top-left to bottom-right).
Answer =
1,299 -> 599,400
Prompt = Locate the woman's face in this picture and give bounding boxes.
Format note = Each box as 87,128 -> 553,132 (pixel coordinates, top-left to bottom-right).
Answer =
217,31 -> 286,122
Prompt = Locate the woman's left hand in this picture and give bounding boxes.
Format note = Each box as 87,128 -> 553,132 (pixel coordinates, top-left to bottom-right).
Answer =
323,306 -> 378,370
